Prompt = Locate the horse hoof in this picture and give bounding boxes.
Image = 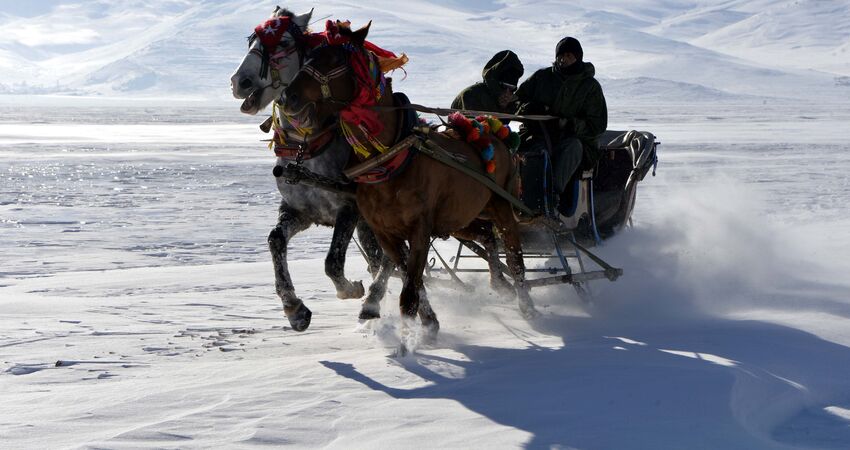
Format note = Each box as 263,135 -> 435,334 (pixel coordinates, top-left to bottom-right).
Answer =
337,281 -> 365,299
358,308 -> 381,321
286,303 -> 312,332
491,278 -> 515,297
421,321 -> 440,345
520,305 -> 540,320
395,343 -> 410,358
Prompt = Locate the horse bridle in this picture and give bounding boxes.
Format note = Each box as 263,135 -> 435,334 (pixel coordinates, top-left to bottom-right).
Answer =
295,45 -> 361,107
300,63 -> 350,100
278,54 -> 351,141
247,22 -> 307,90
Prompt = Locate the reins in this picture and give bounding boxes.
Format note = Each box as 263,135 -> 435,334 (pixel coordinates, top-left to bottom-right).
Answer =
369,103 -> 560,123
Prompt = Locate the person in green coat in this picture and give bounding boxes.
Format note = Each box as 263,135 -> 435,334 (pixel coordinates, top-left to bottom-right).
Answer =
516,37 -> 608,198
451,50 -> 524,115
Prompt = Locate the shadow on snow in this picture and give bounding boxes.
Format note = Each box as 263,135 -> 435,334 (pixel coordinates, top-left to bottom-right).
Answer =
322,314 -> 850,449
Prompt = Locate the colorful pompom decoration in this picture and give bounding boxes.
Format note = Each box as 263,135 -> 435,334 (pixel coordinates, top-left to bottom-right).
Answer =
482,144 -> 495,161
447,113 -> 521,174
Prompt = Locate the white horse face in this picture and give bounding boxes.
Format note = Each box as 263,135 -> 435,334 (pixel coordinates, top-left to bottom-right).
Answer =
230,7 -> 312,115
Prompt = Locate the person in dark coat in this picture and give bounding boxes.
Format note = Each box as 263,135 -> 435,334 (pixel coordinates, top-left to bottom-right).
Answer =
451,50 -> 524,114
516,37 -> 608,197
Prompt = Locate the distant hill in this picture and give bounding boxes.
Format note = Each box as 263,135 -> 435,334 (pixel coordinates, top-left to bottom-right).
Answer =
0,0 -> 847,104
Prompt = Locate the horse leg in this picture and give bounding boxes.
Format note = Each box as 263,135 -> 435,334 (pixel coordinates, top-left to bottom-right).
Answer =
416,285 -> 439,345
358,254 -> 394,320
490,200 -> 538,319
454,219 -> 513,296
326,204 -> 365,299
356,220 -> 383,277
359,233 -> 405,320
385,244 -> 435,330
268,205 -> 312,331
400,225 -> 438,354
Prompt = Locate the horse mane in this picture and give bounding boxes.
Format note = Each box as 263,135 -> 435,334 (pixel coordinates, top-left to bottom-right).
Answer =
275,7 -> 295,19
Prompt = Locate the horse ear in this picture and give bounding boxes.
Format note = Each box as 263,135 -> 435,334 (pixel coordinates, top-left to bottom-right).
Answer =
351,21 -> 372,46
294,8 -> 313,29
273,5 -> 281,14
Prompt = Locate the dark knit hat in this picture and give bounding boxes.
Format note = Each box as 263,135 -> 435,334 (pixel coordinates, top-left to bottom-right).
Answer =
556,37 -> 583,61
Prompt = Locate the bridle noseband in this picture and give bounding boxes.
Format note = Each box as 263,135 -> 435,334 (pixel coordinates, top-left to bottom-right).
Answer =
254,48 -> 298,91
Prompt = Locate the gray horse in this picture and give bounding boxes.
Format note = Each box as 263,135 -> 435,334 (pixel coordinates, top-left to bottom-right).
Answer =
230,7 -> 384,332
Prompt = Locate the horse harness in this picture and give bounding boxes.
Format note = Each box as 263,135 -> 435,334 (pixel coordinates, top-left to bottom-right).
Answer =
277,46 -> 535,211
271,123 -> 338,161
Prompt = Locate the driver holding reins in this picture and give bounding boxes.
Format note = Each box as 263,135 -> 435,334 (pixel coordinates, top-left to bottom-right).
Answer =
516,37 -> 608,202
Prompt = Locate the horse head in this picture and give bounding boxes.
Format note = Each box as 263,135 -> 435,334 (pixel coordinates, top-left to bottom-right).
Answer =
282,22 -> 373,132
230,6 -> 313,115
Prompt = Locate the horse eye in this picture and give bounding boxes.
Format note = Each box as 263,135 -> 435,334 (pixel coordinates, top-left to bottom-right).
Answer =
280,40 -> 290,48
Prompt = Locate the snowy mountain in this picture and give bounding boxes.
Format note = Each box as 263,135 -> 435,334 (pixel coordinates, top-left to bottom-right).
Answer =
0,0 -> 848,103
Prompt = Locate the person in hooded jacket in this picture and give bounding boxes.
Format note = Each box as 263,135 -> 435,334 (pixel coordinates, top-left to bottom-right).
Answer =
516,37 -> 608,201
451,50 -> 524,115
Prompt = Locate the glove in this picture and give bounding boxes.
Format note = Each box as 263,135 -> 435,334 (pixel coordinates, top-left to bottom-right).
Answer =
517,101 -> 549,115
558,118 -> 576,138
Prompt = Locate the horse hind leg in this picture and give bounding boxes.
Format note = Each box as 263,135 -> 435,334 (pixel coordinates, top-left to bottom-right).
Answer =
454,219 -> 513,296
269,205 -> 312,331
417,286 -> 439,345
326,204 -> 365,299
490,200 -> 538,319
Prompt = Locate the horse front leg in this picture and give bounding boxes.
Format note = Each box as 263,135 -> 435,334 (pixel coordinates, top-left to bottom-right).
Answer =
268,205 -> 311,331
326,204 -> 365,299
490,200 -> 538,319
356,220 -> 383,277
358,255 -> 394,320
359,233 -> 406,321
400,225 -> 439,354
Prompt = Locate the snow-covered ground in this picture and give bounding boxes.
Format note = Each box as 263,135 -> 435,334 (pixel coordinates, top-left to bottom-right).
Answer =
2,1 -> 850,449
2,99 -> 849,449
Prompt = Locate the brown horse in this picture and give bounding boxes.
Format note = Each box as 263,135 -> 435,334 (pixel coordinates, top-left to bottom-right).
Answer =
282,24 -> 536,352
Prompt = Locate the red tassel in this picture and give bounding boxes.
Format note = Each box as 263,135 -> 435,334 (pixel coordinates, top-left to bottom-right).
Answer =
448,112 -> 464,126
486,160 -> 496,173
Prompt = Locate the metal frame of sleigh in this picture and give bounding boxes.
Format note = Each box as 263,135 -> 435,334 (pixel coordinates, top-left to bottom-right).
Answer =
362,128 -> 660,300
